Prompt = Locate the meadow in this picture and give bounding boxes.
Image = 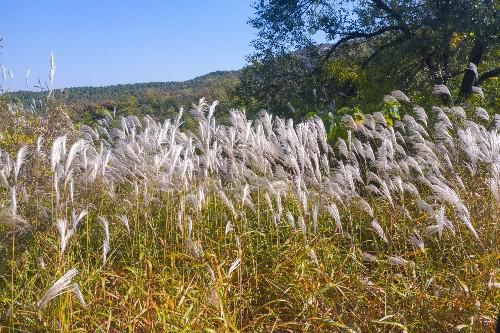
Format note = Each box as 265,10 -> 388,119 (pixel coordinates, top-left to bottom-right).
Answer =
0,91 -> 498,332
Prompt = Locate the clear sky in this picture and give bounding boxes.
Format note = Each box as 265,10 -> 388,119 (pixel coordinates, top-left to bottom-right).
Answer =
0,1 -> 256,91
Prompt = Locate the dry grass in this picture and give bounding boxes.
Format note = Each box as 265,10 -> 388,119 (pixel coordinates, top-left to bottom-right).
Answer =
0,95 -> 498,332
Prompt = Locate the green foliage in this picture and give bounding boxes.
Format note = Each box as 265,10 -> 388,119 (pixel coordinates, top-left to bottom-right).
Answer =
0,98 -> 39,154
234,54 -> 318,118
236,0 -> 499,120
8,71 -> 241,129
320,105 -> 362,142
382,99 -> 401,127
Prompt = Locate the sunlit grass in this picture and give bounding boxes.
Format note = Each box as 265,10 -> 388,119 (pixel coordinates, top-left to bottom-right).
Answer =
0,95 -> 498,332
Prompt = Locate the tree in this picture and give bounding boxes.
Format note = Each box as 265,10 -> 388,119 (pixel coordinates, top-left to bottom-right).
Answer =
242,0 -> 498,114
235,47 -> 361,118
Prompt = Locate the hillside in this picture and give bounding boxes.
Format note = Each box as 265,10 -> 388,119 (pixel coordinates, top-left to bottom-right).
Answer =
7,70 -> 241,125
10,70 -> 240,104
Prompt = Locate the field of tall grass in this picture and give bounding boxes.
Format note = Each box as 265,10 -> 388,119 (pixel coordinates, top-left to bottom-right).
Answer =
0,91 -> 498,331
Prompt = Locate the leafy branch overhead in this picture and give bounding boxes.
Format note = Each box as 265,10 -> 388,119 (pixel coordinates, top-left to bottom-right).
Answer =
242,0 -> 499,115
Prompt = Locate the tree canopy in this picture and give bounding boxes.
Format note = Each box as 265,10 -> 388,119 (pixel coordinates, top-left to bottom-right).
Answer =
237,0 -> 499,116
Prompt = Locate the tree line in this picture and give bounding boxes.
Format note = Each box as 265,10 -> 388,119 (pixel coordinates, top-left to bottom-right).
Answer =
4,1 -> 498,130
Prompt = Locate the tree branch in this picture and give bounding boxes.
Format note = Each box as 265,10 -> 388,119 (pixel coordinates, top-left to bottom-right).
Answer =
316,25 -> 406,73
459,38 -> 486,97
477,67 -> 500,85
371,0 -> 410,33
361,35 -> 408,67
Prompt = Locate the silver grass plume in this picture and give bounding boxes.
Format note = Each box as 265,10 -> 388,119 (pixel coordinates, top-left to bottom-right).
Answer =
475,107 -> 489,122
362,253 -> 377,263
72,284 -> 86,307
36,136 -> 44,156
187,237 -> 204,258
416,199 -> 434,215
217,188 -> 236,218
450,107 -> 466,120
227,257 -> 241,278
408,232 -> 425,251
48,52 -> 56,97
494,114 -> 500,130
286,211 -> 296,229
51,135 -> 67,172
357,198 -> 374,217
118,215 -> 130,234
425,206 -> 455,238
49,52 -> 56,84
468,62 -> 478,79
98,216 -> 110,266
65,139 -> 87,174
371,219 -> 388,243
56,218 -> 69,253
312,203 -> 319,233
390,90 -> 410,102
307,246 -> 319,265
411,106 -> 428,126
432,84 -> 451,98
388,256 -> 410,266
15,146 -> 29,182
298,215 -> 307,237
56,209 -> 87,254
37,268 -> 84,310
186,216 -> 193,239
0,208 -> 30,231
327,203 -> 342,233
383,95 -> 398,103
430,181 -> 478,239
488,164 -> 499,204
471,86 -> 484,99
25,69 -> 31,88
225,220 -> 234,235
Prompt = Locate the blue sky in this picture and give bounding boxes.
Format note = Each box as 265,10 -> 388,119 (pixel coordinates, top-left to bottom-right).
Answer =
1,1 -> 256,91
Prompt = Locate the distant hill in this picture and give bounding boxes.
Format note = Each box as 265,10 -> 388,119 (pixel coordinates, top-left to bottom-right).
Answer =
6,70 -> 241,126
9,70 -> 240,106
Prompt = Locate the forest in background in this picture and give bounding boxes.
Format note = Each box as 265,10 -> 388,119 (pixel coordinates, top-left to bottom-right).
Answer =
6,71 -> 240,127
